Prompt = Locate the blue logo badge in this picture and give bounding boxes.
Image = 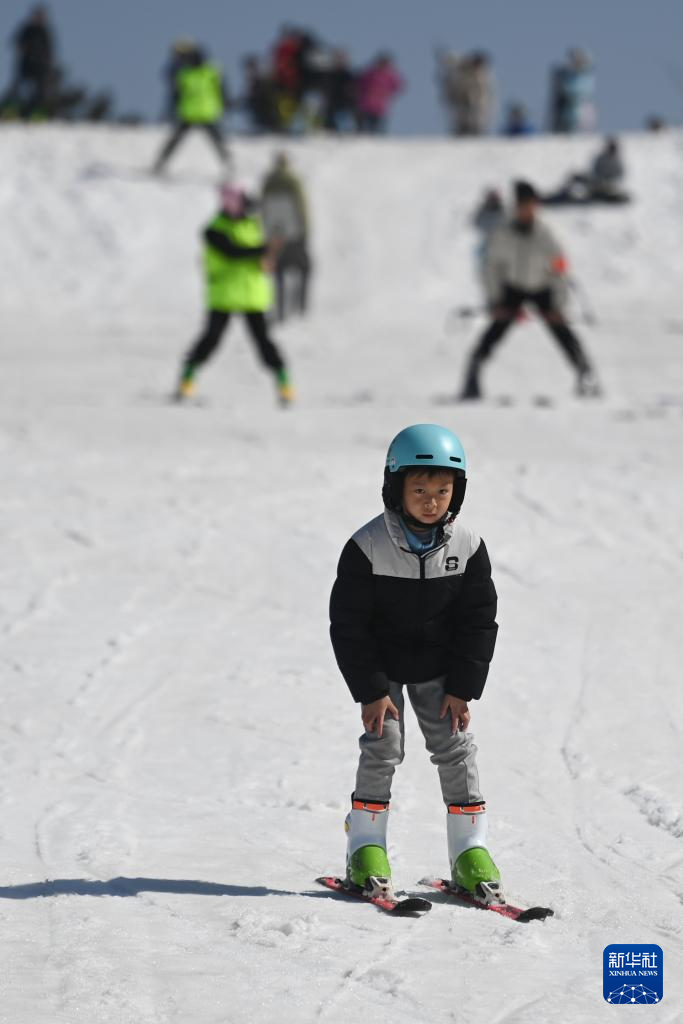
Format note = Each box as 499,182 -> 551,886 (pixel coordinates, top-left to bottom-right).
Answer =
603,944 -> 663,1004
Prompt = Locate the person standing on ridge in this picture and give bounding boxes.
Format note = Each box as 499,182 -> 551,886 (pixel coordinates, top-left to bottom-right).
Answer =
355,53 -> 403,133
548,48 -> 596,134
321,49 -> 356,132
459,180 -> 600,400
240,55 -> 279,133
4,5 -> 55,119
329,424 -> 502,905
153,42 -> 229,173
270,25 -> 314,132
261,152 -> 312,321
436,50 -> 495,137
174,185 -> 294,405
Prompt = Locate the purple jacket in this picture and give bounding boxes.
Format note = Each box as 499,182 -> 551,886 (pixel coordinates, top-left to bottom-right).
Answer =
356,64 -> 403,117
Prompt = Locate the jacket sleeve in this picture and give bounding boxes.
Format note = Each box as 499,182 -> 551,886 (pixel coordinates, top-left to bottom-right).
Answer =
445,538 -> 498,700
329,539 -> 391,704
544,225 -> 570,310
204,227 -> 266,259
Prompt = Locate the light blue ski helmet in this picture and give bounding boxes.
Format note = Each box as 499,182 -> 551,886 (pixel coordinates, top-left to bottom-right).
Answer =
382,424 -> 467,516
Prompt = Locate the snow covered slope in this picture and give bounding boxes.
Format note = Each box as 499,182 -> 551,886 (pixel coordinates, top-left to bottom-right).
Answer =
0,125 -> 682,1023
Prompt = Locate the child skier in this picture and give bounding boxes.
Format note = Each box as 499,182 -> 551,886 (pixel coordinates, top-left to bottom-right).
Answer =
329,424 -> 501,904
174,184 -> 294,405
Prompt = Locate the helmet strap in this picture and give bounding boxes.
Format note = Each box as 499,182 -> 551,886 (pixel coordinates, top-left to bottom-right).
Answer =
383,468 -> 467,519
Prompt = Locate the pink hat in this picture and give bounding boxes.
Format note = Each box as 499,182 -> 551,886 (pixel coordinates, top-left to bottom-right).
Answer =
219,184 -> 246,217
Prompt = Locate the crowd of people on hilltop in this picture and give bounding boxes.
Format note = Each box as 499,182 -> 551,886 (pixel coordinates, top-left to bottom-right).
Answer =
1,6 -> 672,137
435,45 -> 600,137
156,33 -> 609,140
239,26 -> 404,134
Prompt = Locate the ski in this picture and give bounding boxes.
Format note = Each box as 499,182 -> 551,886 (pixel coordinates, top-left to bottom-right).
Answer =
419,877 -> 554,923
316,876 -> 432,916
433,393 -> 556,408
490,395 -> 556,408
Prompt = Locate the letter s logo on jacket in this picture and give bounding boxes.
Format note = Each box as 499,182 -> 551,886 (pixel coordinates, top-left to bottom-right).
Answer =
445,556 -> 459,572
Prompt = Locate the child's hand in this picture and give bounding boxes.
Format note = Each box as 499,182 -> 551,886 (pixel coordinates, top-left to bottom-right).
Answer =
439,695 -> 470,735
362,696 -> 400,738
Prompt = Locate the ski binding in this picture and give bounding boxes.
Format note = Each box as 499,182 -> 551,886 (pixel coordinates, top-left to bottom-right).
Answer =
419,877 -> 554,923
317,876 -> 431,916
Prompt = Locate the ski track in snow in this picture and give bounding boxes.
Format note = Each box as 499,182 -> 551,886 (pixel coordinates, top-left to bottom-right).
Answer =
0,126 -> 682,1023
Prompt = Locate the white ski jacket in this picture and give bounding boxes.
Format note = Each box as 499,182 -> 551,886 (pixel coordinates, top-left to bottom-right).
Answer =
483,218 -> 570,309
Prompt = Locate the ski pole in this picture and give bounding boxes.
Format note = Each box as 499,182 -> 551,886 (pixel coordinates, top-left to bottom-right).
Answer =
569,277 -> 598,326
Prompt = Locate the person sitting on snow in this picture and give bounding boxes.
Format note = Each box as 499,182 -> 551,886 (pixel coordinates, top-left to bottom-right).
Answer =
544,137 -> 629,205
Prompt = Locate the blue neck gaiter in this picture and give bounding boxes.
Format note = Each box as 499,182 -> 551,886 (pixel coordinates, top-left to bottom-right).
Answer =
400,519 -> 439,555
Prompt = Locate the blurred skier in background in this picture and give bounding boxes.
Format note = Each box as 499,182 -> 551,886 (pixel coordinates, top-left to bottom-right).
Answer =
174,185 -> 293,405
548,48 -> 596,133
321,49 -> 357,131
472,188 -> 505,292
240,54 -> 279,133
261,152 -> 312,321
590,137 -> 626,198
270,25 -> 324,132
153,42 -> 229,173
356,53 -> 404,133
3,5 -> 55,119
544,137 -> 629,205
436,50 -> 495,136
271,24 -> 305,129
161,38 -> 193,119
502,101 -> 534,136
459,180 -> 600,400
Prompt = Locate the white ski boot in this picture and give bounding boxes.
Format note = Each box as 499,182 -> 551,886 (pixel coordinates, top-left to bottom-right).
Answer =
345,798 -> 395,900
447,802 -> 504,905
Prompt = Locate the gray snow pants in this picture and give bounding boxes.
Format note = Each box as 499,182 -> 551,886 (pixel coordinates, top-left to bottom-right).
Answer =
354,677 -> 483,806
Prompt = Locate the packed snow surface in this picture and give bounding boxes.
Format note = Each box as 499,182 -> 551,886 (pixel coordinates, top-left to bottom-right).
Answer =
1,125 -> 682,1023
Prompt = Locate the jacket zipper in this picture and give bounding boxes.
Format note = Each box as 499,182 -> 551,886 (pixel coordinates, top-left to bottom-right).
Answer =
392,516 -> 449,580
412,539 -> 448,580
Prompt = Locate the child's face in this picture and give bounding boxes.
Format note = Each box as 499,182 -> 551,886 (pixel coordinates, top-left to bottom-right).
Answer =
402,471 -> 453,525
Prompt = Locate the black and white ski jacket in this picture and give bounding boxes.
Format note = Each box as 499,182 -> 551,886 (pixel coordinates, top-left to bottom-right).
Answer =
329,510 -> 498,705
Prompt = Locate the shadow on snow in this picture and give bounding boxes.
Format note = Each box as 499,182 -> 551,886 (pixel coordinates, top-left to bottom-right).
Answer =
0,877 -> 310,899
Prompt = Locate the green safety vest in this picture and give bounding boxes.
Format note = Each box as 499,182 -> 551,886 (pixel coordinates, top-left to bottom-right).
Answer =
204,214 -> 273,312
176,64 -> 223,124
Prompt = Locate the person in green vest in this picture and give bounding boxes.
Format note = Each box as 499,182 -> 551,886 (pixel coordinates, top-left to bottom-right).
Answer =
174,184 -> 294,405
153,42 -> 229,173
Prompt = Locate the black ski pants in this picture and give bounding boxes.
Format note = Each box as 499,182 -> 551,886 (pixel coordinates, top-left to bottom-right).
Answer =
154,121 -> 228,171
184,310 -> 285,374
472,286 -> 591,373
